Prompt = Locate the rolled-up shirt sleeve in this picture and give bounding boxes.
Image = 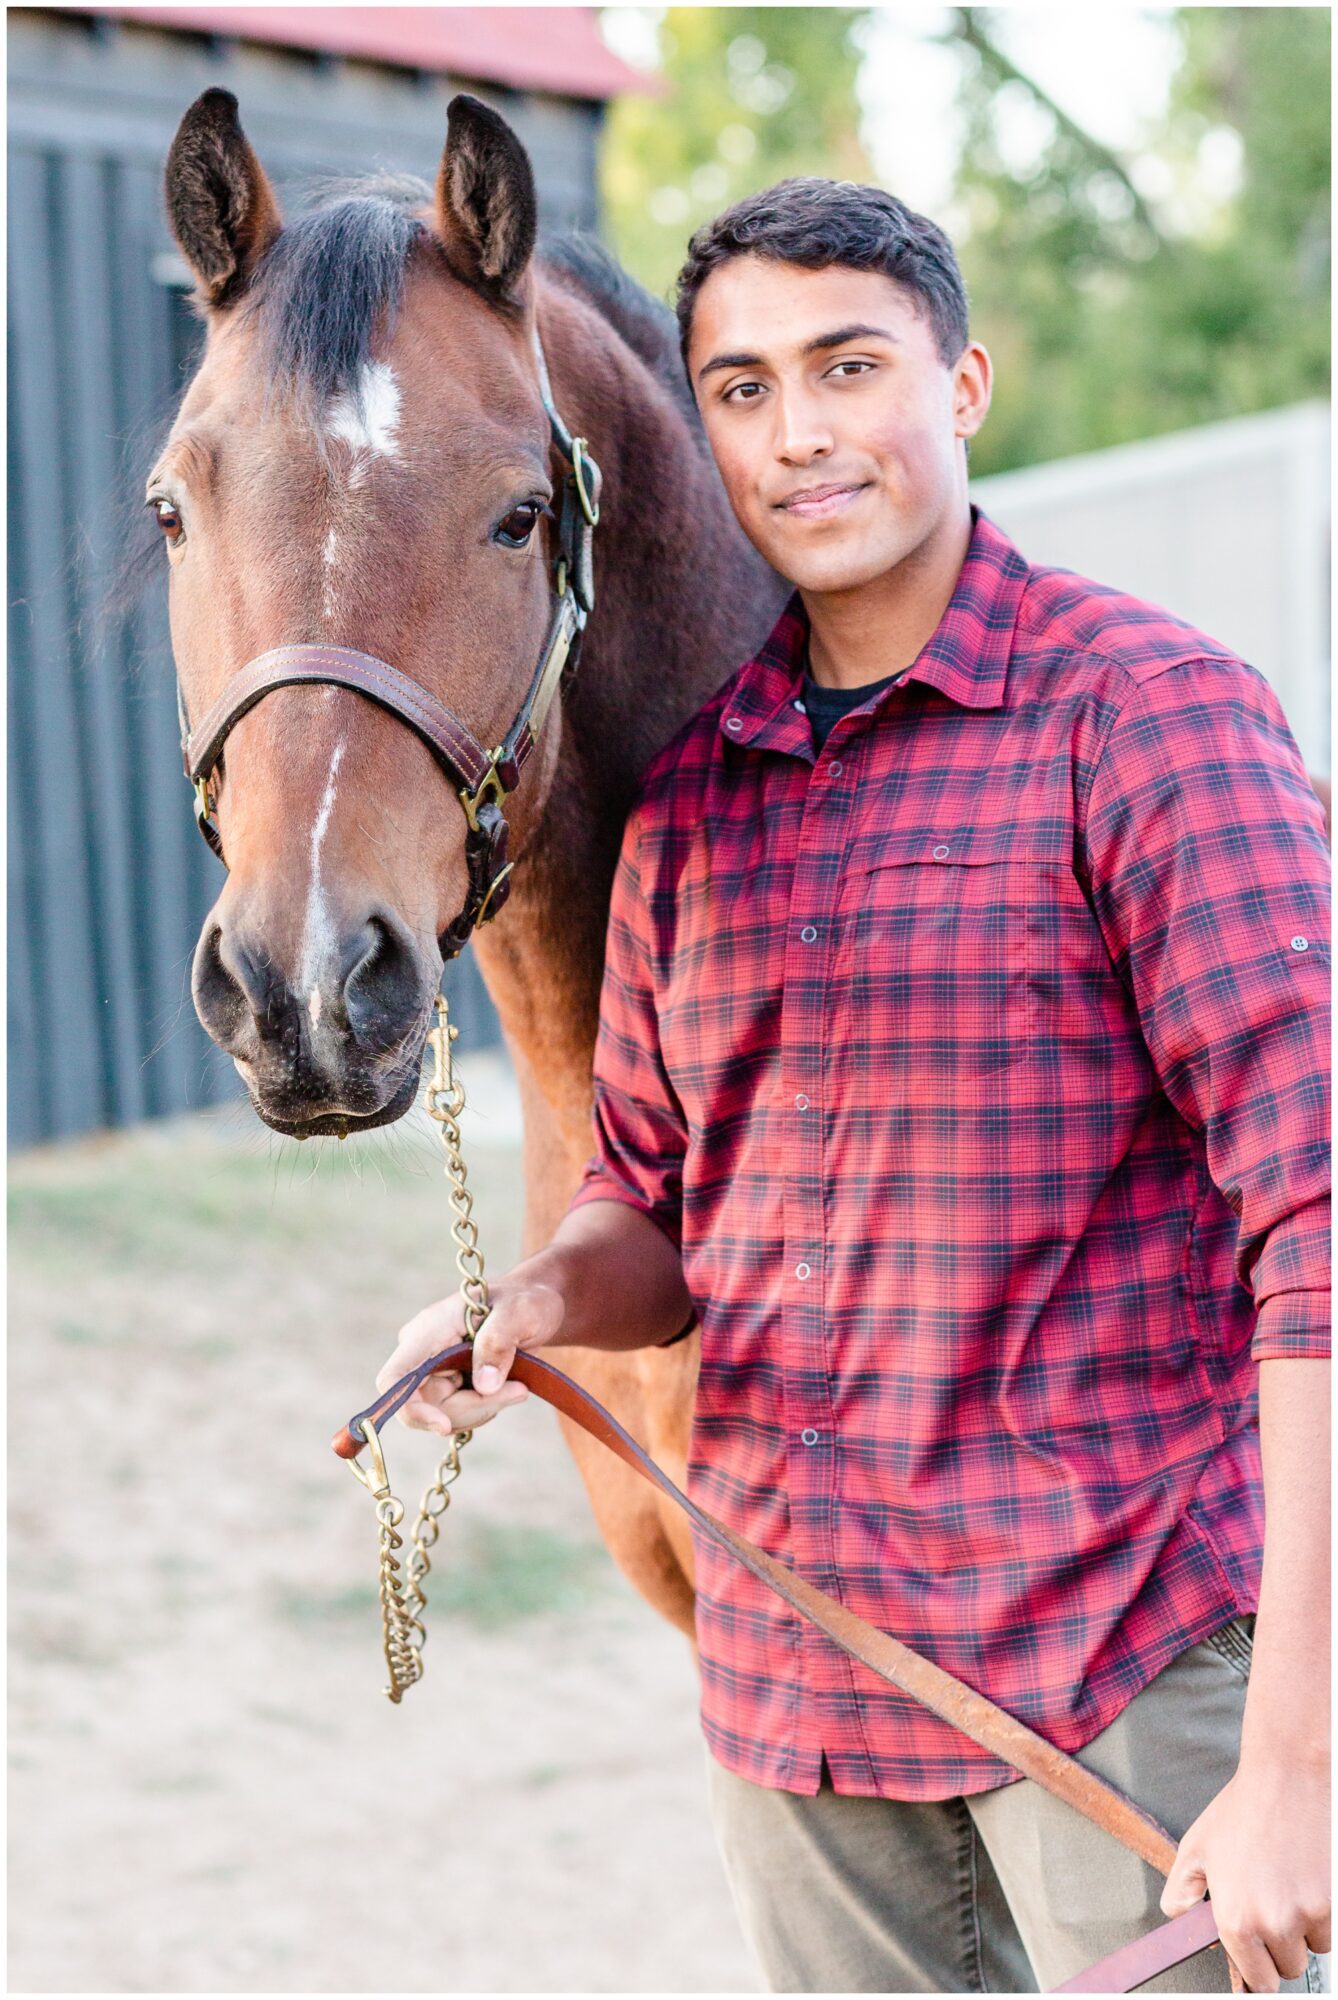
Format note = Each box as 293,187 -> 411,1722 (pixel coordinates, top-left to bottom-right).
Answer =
566,801 -> 688,1256
1082,655 -> 1331,1362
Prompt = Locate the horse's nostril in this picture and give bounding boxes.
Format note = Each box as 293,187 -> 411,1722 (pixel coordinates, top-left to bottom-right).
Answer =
196,921 -> 298,1052
192,922 -> 251,1052
342,913 -> 423,1054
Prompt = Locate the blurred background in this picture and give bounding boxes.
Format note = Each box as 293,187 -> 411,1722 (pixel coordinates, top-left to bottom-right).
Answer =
8,8 -> 1331,1992
8,2 -> 1331,1148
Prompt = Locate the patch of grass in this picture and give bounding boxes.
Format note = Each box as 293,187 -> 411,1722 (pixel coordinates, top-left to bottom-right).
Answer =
274,1582 -> 381,1625
137,1769 -> 222,1796
247,1702 -> 331,1740
8,1126 -> 449,1279
429,1523 -> 614,1630
52,1319 -> 117,1347
523,1763 -> 567,1789
13,1627 -> 119,1670
273,1525 -> 614,1636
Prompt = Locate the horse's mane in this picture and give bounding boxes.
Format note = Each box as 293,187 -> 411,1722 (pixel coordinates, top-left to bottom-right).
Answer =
539,232 -> 702,438
241,174 -> 700,438
241,172 -> 432,408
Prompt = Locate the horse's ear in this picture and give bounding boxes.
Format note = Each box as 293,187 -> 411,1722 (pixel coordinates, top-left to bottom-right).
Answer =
164,89 -> 281,307
436,94 -> 537,304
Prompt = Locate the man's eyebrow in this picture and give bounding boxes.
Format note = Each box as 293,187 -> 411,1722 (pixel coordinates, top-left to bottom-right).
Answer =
803,322 -> 900,355
697,349 -> 765,383
696,324 -> 901,383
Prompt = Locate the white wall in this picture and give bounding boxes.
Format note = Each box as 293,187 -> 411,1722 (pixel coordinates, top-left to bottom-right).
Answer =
973,403 -> 1331,775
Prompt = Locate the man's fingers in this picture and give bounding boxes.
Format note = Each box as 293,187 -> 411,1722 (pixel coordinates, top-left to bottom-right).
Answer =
376,1299 -> 467,1393
454,1382 -> 530,1427
1217,1928 -> 1283,1995
396,1371 -> 462,1425
398,1380 -> 528,1433
1160,1860 -> 1206,1919
378,1279 -> 562,1420
471,1304 -> 521,1394
469,1282 -> 564,1392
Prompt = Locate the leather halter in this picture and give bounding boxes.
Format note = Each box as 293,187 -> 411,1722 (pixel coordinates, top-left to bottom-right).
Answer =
176,328 -> 601,962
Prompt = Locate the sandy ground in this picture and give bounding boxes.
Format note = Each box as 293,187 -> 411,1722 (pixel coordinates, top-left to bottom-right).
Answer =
9,1054 -> 758,1994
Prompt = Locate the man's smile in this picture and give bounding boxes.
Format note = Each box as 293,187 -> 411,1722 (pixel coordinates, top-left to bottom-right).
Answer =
773,480 -> 870,519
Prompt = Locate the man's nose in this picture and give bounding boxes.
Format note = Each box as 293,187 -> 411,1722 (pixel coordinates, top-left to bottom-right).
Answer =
773,384 -> 834,465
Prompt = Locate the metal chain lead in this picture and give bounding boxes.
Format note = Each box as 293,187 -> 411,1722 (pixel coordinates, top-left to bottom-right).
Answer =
348,989 -> 490,1702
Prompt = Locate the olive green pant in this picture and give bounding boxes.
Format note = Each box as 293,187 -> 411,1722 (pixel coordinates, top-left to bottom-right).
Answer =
707,1616 -> 1329,1993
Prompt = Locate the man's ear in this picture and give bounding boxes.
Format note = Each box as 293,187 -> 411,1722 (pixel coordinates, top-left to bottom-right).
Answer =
953,341 -> 993,441
435,94 -> 537,305
164,88 -> 281,308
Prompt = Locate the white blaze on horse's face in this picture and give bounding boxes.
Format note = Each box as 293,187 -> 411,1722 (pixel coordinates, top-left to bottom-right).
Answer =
298,728 -> 348,1016
323,361 -> 402,488
321,529 -> 339,625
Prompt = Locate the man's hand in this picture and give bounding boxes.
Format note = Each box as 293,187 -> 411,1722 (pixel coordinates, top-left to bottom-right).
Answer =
1160,1751 -> 1331,1991
375,1277 -> 567,1437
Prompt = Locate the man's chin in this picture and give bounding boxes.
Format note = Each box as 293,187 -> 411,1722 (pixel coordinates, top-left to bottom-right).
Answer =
747,506 -> 924,598
770,541 -> 914,596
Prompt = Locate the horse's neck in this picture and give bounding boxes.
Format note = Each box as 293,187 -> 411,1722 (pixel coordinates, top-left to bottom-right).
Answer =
472,280 -> 782,1141
538,277 -> 783,794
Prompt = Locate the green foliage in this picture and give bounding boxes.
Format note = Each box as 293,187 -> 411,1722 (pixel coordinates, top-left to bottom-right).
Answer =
598,7 -> 1327,472
600,7 -> 873,306
947,7 -> 1331,473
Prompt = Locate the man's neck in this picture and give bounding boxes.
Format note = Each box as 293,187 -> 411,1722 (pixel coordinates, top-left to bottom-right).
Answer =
802,507 -> 973,691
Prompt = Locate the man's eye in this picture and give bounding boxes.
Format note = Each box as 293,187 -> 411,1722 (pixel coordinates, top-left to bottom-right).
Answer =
493,501 -> 545,547
723,381 -> 766,404
149,498 -> 184,544
829,360 -> 873,379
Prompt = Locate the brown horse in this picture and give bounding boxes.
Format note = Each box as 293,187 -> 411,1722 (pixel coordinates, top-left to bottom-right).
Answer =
155,87 -> 785,1636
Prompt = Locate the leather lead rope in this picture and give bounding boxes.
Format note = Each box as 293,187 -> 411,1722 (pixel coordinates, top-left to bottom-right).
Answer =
334,1343 -> 1242,1993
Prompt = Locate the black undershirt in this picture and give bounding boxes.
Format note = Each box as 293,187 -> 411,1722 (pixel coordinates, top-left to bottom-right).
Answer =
799,658 -> 906,752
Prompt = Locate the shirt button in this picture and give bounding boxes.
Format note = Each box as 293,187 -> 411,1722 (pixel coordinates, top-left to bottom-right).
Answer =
1291,935 -> 1311,951
800,1428 -> 820,1447
932,843 -> 951,860
725,716 -> 742,732
795,1262 -> 812,1280
800,925 -> 818,942
793,699 -> 806,713
827,760 -> 843,777
794,1093 -> 811,1110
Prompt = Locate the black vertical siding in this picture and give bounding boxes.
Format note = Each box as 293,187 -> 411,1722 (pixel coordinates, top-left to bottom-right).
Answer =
7,15 -> 602,1145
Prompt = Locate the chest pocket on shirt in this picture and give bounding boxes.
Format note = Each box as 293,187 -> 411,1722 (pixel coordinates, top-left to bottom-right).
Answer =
835,832 -> 1036,1074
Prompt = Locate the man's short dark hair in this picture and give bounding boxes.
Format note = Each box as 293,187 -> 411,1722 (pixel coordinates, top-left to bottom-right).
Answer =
675,178 -> 969,374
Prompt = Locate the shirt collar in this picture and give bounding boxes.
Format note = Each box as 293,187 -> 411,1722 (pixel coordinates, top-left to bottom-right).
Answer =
719,508 -> 1030,752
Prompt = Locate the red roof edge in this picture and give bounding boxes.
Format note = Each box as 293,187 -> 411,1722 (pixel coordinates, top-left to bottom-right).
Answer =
65,6 -> 661,102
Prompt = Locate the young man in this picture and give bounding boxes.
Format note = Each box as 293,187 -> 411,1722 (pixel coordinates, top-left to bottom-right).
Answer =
380,182 -> 1330,1993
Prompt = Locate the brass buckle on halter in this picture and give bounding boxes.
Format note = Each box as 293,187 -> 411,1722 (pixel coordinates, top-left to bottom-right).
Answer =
193,775 -> 212,828
475,862 -> 515,926
458,750 -> 507,835
570,438 -> 600,528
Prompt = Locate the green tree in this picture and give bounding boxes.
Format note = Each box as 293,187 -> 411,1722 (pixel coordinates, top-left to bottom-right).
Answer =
945,7 -> 1330,473
600,8 -> 873,307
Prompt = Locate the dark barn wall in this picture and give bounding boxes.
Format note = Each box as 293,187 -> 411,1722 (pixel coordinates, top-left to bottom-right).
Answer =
8,10 -> 602,1147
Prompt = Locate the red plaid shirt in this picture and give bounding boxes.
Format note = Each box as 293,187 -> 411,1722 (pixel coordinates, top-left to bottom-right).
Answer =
568,510 -> 1331,1800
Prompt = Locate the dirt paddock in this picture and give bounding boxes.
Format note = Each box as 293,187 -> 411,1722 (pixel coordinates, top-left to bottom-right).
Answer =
9,1053 -> 757,1993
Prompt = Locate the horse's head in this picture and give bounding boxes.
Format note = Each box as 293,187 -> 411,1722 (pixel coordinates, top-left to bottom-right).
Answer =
156,89 -> 576,1137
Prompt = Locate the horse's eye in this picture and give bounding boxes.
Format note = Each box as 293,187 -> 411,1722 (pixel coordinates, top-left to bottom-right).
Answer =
494,501 -> 543,548
150,499 -> 184,545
